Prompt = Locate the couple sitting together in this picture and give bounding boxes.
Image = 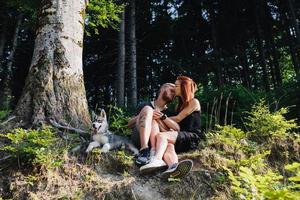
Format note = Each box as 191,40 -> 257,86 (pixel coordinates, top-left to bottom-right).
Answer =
128,76 -> 203,180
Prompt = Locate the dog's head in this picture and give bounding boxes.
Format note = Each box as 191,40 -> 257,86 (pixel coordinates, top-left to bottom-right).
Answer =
91,109 -> 109,135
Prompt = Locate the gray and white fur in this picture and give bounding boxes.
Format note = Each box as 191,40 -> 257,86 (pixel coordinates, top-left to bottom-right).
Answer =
86,109 -> 139,155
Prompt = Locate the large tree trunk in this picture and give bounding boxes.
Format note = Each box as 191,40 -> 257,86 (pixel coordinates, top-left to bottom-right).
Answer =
0,14 -> 23,109
128,0 -> 137,108
116,11 -> 125,107
12,0 -> 90,128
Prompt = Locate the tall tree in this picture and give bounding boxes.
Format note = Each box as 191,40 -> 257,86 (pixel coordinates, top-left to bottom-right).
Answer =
12,0 -> 90,128
128,0 -> 137,108
116,11 -> 125,107
0,13 -> 23,109
0,17 -> 7,64
254,0 -> 270,91
287,0 -> 300,44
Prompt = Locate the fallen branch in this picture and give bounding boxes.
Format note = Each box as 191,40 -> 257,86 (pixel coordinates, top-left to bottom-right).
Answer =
49,119 -> 89,136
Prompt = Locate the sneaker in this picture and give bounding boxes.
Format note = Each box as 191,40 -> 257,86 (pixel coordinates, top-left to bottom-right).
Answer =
135,147 -> 151,166
140,158 -> 168,175
160,159 -> 193,180
150,148 -> 156,159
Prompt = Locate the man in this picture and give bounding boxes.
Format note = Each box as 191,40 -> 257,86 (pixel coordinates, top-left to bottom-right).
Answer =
128,83 -> 180,166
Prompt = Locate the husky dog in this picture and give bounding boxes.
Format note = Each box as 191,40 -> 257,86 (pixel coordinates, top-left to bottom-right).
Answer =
85,109 -> 139,155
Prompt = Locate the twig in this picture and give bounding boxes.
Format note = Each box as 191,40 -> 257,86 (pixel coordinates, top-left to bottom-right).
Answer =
0,155 -> 12,162
131,188 -> 138,200
0,115 -> 16,125
224,92 -> 232,125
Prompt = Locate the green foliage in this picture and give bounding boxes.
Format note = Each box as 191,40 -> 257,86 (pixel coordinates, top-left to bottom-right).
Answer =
285,162 -> 300,190
0,110 -> 10,120
86,0 -> 124,35
0,127 -> 64,169
246,100 -> 298,139
208,125 -> 248,155
108,105 -> 131,137
225,162 -> 300,200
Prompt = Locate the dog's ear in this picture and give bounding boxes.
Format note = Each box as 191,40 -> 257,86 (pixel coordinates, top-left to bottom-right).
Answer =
100,109 -> 107,119
91,111 -> 97,120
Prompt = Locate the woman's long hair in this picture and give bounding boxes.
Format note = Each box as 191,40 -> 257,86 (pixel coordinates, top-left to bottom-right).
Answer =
176,76 -> 197,112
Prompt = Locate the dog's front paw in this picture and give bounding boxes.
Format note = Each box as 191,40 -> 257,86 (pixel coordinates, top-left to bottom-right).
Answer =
101,143 -> 111,153
85,147 -> 92,153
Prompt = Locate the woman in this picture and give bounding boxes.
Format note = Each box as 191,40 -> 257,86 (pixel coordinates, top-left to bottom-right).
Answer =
140,76 -> 202,180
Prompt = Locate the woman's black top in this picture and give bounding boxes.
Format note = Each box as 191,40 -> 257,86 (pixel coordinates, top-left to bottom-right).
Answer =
178,110 -> 202,137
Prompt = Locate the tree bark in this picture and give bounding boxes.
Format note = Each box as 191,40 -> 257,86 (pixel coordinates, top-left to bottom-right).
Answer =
116,11 -> 125,107
129,0 -> 137,108
12,0 -> 90,128
0,14 -> 23,109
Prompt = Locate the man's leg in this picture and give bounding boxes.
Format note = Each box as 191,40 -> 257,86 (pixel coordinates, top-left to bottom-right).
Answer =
149,120 -> 160,152
136,106 -> 154,150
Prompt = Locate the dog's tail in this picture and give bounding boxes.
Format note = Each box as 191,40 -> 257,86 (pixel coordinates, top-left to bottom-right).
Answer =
126,142 -> 139,156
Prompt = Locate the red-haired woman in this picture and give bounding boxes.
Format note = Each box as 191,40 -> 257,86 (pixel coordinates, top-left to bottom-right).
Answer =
140,76 -> 203,179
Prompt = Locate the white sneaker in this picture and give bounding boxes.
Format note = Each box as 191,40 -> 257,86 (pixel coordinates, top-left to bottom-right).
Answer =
150,149 -> 156,159
140,158 -> 167,175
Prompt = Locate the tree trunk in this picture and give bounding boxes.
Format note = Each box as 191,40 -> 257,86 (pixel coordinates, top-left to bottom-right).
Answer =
238,46 -> 251,88
0,14 -> 23,109
278,1 -> 300,74
129,0 -> 137,108
116,11 -> 125,107
254,1 -> 270,92
0,18 -> 7,64
209,5 -> 223,87
13,0 -> 90,128
287,0 -> 300,44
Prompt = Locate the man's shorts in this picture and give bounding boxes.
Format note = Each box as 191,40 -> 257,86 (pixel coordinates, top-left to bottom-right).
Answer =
131,127 -> 141,149
175,131 -> 200,153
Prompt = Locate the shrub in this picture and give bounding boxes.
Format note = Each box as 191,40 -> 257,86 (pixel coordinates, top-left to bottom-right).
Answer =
0,127 -> 65,169
246,100 -> 298,140
107,105 -> 131,137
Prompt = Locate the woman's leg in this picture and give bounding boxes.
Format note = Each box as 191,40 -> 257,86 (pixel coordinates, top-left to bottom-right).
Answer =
155,131 -> 178,160
163,143 -> 178,166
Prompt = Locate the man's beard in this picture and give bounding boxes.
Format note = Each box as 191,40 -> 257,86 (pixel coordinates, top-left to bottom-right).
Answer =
162,91 -> 174,103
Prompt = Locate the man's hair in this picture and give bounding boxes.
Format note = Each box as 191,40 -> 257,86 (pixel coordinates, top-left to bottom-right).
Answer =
159,83 -> 175,94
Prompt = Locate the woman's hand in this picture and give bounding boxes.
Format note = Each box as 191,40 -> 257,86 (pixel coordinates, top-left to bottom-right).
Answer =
153,110 -> 163,120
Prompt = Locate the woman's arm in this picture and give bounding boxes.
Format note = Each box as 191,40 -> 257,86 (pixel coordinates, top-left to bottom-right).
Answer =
170,99 -> 200,123
153,110 -> 180,131
160,116 -> 180,131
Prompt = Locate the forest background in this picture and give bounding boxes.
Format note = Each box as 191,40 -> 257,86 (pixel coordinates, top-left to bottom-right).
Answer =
0,0 -> 299,199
